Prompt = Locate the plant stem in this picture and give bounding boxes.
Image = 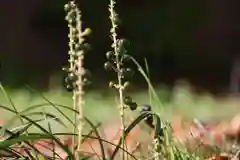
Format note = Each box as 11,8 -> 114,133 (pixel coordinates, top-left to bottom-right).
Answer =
67,18 -> 77,153
109,0 -> 126,159
76,7 -> 85,159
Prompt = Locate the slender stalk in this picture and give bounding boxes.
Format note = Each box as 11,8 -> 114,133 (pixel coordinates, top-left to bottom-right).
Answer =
67,20 -> 77,153
64,1 -> 90,157
73,6 -> 85,159
76,7 -> 85,155
109,0 -> 126,159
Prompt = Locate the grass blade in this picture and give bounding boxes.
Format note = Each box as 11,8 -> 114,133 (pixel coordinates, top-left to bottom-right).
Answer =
0,104 -> 74,159
84,118 -> 106,159
24,85 -> 75,128
26,111 -> 66,128
128,55 -> 163,111
110,112 -> 152,159
53,133 -> 137,160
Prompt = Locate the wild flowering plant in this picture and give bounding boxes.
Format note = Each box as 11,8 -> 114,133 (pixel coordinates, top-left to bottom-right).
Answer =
63,0 -> 91,157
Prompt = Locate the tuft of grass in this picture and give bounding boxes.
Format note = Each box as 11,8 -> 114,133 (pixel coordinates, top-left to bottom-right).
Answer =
1,84 -> 240,159
0,85 -> 113,159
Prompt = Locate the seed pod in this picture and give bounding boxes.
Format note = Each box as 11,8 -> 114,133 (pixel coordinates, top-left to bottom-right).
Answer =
106,51 -> 115,60
124,96 -> 132,105
64,4 -> 71,12
129,102 -> 138,111
141,105 -> 154,128
104,62 -> 113,71
68,73 -> 77,81
82,28 -> 92,36
64,81 -> 77,92
109,81 -> 115,88
141,105 -> 152,112
64,76 -> 70,84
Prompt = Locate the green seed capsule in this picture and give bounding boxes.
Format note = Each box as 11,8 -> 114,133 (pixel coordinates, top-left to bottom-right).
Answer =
124,96 -> 132,105
129,102 -> 138,110
106,51 -> 115,60
104,62 -> 113,71
64,4 -> 70,12
109,81 -> 115,88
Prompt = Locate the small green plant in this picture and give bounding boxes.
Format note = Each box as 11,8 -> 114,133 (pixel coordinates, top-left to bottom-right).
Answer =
104,0 -> 140,159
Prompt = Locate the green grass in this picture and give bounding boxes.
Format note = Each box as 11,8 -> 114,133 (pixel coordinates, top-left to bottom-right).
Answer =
1,83 -> 239,132
1,82 -> 240,159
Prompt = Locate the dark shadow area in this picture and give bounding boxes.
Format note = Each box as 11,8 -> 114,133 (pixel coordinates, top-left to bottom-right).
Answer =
0,0 -> 239,93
